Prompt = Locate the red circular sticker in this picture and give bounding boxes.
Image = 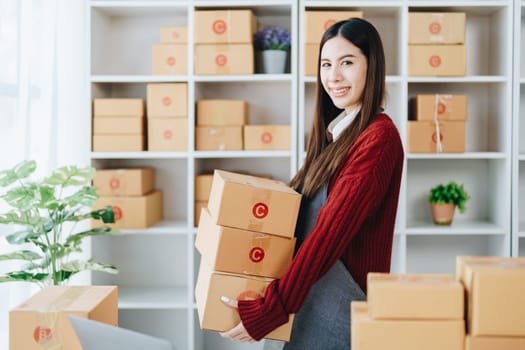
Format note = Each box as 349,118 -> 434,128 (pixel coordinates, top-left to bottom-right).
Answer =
167,56 -> 176,66
324,19 -> 336,30
162,97 -> 172,106
428,55 -> 441,68
429,22 -> 441,34
33,326 -> 53,344
113,206 -> 123,221
215,54 -> 227,67
432,132 -> 444,143
171,31 -> 179,39
437,102 -> 446,114
260,132 -> 273,144
163,130 -> 173,140
249,247 -> 265,263
109,178 -> 120,190
252,202 -> 269,219
237,290 -> 261,301
212,19 -> 227,34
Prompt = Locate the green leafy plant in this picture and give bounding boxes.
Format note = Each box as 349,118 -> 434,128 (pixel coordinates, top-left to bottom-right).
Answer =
0,160 -> 119,286
428,181 -> 470,213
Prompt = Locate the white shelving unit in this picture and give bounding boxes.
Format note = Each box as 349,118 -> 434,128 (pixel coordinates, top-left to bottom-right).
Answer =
86,0 -> 517,349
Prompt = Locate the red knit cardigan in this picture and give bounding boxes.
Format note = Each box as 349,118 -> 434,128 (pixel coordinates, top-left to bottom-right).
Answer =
238,113 -> 404,340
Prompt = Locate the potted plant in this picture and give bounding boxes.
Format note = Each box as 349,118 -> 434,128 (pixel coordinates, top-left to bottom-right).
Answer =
254,25 -> 291,74
428,181 -> 470,225
0,160 -> 119,287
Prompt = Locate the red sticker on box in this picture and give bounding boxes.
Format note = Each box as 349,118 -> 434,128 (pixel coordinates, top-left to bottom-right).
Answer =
33,326 -> 53,344
167,56 -> 176,66
432,132 -> 444,143
261,132 -> 273,144
164,130 -> 173,140
215,54 -> 227,67
109,178 -> 120,190
113,206 -> 123,221
438,102 -> 446,114
162,97 -> 172,106
428,55 -> 441,68
252,202 -> 269,219
324,19 -> 336,30
212,20 -> 227,34
429,22 -> 441,34
249,247 -> 265,263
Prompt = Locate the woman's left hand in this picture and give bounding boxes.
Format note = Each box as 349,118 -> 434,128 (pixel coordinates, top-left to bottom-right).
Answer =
219,296 -> 256,343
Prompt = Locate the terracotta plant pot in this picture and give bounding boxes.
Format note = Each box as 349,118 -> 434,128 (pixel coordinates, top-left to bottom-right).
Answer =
430,203 -> 456,225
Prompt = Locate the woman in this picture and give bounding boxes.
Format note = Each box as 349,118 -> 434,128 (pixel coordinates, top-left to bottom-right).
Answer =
220,18 -> 404,349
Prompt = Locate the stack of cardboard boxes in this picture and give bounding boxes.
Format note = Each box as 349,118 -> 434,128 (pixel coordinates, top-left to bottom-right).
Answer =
147,83 -> 188,151
408,94 -> 468,153
408,12 -> 466,76
92,99 -> 145,152
152,26 -> 188,75
194,10 -> 256,75
303,10 -> 363,76
194,170 -> 301,341
92,168 -> 163,228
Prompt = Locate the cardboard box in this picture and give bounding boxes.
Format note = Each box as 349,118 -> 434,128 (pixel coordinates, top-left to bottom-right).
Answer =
409,45 -> 466,76
243,125 -> 291,150
304,43 -> 319,76
195,261 -> 293,341
208,170 -> 301,238
160,26 -> 187,44
92,191 -> 163,229
466,335 -> 525,350
194,44 -> 254,75
92,134 -> 144,152
194,10 -> 256,44
195,201 -> 207,227
93,168 -> 154,196
196,100 -> 248,126
409,12 -> 466,44
411,95 -> 468,121
367,273 -> 463,320
196,208 -> 295,278
304,11 -> 363,43
93,98 -> 143,117
456,256 -> 525,336
148,118 -> 188,151
152,44 -> 188,75
147,83 -> 188,118
195,174 -> 214,201
407,120 -> 465,153
93,117 -> 144,134
10,286 -> 117,350
351,302 -> 465,350
195,126 -> 243,151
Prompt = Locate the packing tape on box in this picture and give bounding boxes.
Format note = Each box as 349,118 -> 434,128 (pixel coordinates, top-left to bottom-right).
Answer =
245,235 -> 272,276
236,278 -> 267,302
247,189 -> 272,232
433,94 -> 443,153
35,286 -> 92,348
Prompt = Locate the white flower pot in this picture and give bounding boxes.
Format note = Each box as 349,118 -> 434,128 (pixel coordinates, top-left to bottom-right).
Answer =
262,50 -> 287,74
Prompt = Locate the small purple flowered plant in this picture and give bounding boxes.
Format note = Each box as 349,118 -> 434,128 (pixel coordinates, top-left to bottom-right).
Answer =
254,26 -> 291,51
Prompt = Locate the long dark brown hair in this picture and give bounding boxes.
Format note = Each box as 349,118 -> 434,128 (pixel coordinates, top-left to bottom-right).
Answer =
290,18 -> 386,197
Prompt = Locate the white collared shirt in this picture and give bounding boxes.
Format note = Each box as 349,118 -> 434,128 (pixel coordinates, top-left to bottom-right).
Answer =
326,105 -> 361,142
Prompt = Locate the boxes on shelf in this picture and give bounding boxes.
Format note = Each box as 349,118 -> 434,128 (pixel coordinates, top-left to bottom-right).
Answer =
194,44 -> 254,75
243,125 -> 291,150
304,11 -> 363,44
93,117 -> 144,135
196,208 -> 296,278
195,261 -> 293,341
195,126 -> 243,151
195,174 -> 214,202
193,10 -> 256,44
194,201 -> 208,227
93,168 -> 155,196
92,135 -> 144,152
148,118 -> 188,151
152,44 -> 188,75
408,45 -> 466,76
92,191 -> 163,229
147,83 -> 188,118
160,26 -> 187,44
411,95 -> 468,121
196,100 -> 248,126
407,120 -> 465,153
408,12 -> 466,45
93,98 -> 144,117
465,335 -> 525,350
10,286 -> 117,350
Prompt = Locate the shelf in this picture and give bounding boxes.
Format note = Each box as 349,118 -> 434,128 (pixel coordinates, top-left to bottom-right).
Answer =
193,150 -> 291,158
91,151 -> 188,159
407,152 -> 507,160
91,75 -> 188,83
118,286 -> 188,309
120,220 -> 188,235
406,221 -> 505,235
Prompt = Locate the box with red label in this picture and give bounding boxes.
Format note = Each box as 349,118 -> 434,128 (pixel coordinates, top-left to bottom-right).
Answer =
92,134 -> 144,152
244,125 -> 291,150
304,11 -> 363,44
456,256 -> 525,337
147,83 -> 188,118
407,120 -> 465,153
304,43 -> 320,76
93,168 -> 154,196
367,273 -> 463,320
409,12 -> 466,44
92,191 -> 163,229
152,44 -> 187,75
411,95 -> 468,121
195,126 -> 243,151
194,44 -> 253,75
466,335 -> 525,350
207,170 -> 301,238
160,26 -> 187,44
196,208 -> 295,278
148,118 -> 188,151
196,100 -> 247,126
351,302 -> 464,350
93,98 -> 144,117
93,117 -> 144,135
409,45 -> 466,76
10,286 -> 117,350
195,261 -> 293,341
194,10 -> 256,44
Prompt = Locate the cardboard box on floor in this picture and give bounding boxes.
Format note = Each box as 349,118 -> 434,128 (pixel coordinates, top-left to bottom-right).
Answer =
207,170 -> 301,238
195,261 -> 293,341
93,168 -> 154,196
10,286 -> 117,350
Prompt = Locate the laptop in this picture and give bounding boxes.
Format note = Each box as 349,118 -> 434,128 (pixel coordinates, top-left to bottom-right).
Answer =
69,315 -> 175,350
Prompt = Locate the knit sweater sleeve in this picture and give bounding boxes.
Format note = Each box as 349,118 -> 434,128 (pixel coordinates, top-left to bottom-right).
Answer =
237,121 -> 403,341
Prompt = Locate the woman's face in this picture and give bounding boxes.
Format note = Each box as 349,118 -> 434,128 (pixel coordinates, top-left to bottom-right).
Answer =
320,36 -> 368,113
